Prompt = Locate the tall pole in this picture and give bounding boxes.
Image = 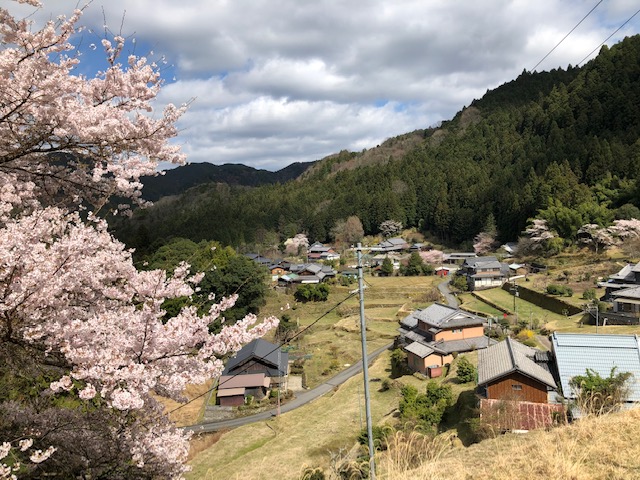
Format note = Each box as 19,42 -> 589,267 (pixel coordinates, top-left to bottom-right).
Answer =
357,243 -> 376,479
512,281 -> 518,323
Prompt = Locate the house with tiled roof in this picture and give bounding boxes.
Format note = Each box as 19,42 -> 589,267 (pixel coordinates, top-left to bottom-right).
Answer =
370,237 -> 409,253
278,263 -> 337,285
307,242 -> 340,261
458,255 -> 509,291
599,261 -> 640,299
478,337 -> 563,430
223,338 -> 289,390
216,373 -> 271,407
610,286 -> 640,318
478,337 -> 558,403
398,303 -> 495,376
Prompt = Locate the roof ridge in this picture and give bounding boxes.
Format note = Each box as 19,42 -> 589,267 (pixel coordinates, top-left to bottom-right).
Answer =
506,337 -> 518,370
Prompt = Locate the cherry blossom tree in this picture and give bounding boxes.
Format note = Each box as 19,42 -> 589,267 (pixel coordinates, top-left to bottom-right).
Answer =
419,249 -> 444,265
379,219 -> 403,238
517,219 -> 562,256
284,233 -> 309,255
0,2 -> 277,478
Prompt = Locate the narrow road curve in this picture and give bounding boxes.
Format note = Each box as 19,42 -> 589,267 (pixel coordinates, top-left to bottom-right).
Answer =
438,277 -> 459,308
185,342 -> 393,434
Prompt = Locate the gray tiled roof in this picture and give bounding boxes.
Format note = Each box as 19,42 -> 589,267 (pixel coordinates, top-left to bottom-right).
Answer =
410,303 -> 484,330
463,256 -> 500,268
612,286 -> 640,300
610,264 -> 635,281
552,333 -> 640,402
223,338 -> 289,377
478,338 -> 556,388
435,336 -> 496,354
405,341 -> 436,358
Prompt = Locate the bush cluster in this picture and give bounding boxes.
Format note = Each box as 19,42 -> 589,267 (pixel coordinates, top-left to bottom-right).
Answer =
546,284 -> 573,296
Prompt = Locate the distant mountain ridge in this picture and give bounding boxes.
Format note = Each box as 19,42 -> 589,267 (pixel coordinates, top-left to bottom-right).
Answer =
114,35 -> 640,253
140,161 -> 315,201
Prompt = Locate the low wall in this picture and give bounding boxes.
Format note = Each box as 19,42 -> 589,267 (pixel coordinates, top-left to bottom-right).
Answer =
501,283 -> 582,316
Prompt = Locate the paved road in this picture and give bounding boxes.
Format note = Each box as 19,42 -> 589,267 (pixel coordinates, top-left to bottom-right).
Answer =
185,342 -> 393,434
438,277 -> 459,308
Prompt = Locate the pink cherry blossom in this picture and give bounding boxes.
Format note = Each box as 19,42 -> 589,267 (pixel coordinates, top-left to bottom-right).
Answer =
0,2 -> 278,478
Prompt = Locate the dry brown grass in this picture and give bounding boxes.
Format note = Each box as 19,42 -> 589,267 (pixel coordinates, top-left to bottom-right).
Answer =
187,352 -> 401,480
377,408 -> 640,480
158,380 -> 214,427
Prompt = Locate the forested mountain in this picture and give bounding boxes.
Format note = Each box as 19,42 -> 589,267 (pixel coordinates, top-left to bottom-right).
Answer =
113,35 -> 640,254
139,160 -> 315,201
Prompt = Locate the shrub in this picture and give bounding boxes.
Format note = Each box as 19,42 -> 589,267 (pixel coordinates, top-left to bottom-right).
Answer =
546,284 -> 573,296
582,288 -> 597,300
294,283 -> 330,302
569,367 -> 632,415
456,356 -> 477,383
450,275 -> 469,292
390,348 -> 409,378
358,424 -> 395,451
399,382 -> 453,429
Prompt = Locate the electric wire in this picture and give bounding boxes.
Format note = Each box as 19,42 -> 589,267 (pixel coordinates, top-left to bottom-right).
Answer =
577,7 -> 640,66
169,289 -> 359,415
531,0 -> 603,72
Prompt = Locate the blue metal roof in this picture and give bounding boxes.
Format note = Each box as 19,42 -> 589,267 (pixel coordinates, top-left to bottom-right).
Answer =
551,333 -> 640,402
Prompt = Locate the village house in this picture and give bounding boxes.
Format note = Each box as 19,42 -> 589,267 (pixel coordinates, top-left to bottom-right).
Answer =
278,263 -> 337,285
442,252 -> 477,265
215,373 -> 271,407
268,264 -> 287,281
599,261 -> 640,299
457,255 -> 509,291
370,237 -> 410,253
610,286 -> 640,318
222,338 -> 289,390
398,303 -> 495,376
478,337 -> 558,404
477,337 -> 562,430
307,242 -> 341,261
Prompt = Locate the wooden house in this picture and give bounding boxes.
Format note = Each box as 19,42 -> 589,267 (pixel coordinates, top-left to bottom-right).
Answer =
477,338 -> 561,431
222,338 -> 289,389
216,373 -> 271,407
478,337 -> 557,404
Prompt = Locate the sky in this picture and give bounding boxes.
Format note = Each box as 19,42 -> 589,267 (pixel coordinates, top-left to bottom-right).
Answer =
9,0 -> 640,171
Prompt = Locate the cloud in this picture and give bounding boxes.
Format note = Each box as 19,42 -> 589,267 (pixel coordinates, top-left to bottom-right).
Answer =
9,0 -> 640,170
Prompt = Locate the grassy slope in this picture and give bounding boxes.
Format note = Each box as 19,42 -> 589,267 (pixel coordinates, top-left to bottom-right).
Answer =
378,408 -> 640,480
187,351 -> 401,480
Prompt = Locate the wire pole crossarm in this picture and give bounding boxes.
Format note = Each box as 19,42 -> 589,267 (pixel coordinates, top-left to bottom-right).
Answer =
357,243 -> 376,480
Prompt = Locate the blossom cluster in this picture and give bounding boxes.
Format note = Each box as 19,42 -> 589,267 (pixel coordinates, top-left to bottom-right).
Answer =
0,2 -> 278,478
0,439 -> 56,479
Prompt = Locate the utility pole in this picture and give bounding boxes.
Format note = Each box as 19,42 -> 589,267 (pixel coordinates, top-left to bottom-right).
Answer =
357,243 -> 376,480
512,281 -> 519,323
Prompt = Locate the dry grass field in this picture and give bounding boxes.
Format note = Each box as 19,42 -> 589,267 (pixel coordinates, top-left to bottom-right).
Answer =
377,408 -> 640,480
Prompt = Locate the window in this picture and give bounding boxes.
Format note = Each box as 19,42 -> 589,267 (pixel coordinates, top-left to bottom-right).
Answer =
512,384 -> 522,391
452,329 -> 462,333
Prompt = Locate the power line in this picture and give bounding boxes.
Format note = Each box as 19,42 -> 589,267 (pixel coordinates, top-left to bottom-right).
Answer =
531,0 -> 604,72
577,7 -> 640,66
168,289 -> 359,415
